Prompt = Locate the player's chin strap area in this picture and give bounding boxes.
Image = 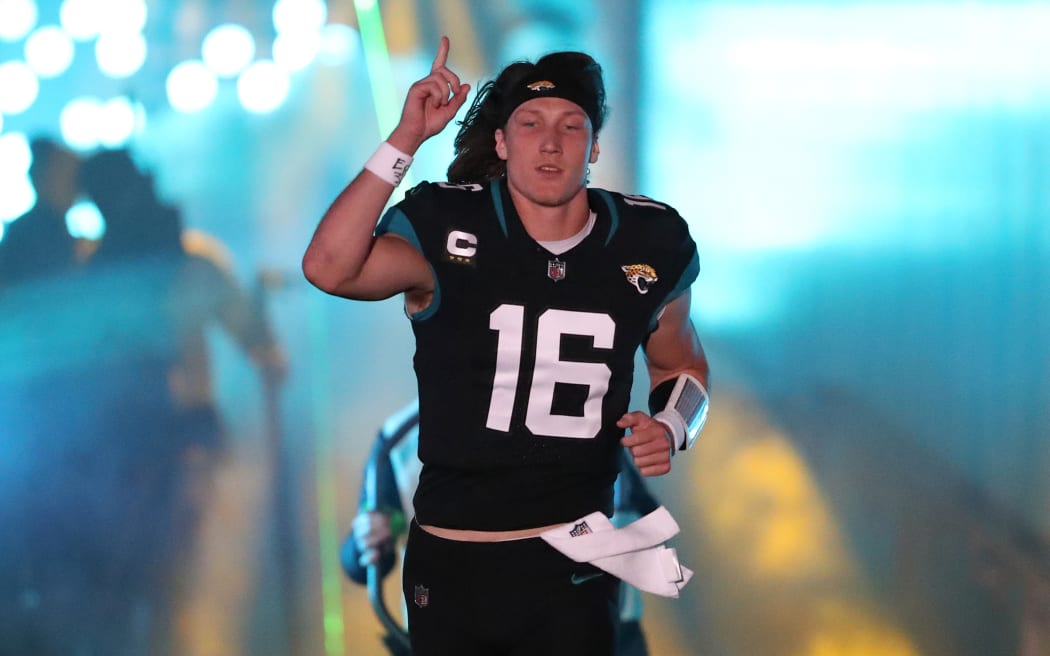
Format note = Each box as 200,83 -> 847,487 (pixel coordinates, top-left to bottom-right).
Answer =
540,506 -> 693,598
649,373 -> 709,455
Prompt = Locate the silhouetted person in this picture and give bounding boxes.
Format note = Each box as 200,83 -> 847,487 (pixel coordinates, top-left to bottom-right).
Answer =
0,138 -> 82,286
2,148 -> 188,656
75,148 -> 286,654
82,147 -> 286,459
0,140 -> 118,655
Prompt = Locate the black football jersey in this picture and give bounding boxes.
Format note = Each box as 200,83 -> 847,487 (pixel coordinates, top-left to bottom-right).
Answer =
376,179 -> 699,530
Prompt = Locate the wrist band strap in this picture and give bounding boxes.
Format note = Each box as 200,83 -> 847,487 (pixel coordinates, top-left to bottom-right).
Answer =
649,373 -> 709,453
364,142 -> 413,187
653,419 -> 678,458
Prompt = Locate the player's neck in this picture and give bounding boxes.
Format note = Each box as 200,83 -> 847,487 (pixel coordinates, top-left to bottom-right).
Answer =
509,185 -> 591,242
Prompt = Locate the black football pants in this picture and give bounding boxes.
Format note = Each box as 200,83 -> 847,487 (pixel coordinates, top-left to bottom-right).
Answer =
402,520 -> 620,656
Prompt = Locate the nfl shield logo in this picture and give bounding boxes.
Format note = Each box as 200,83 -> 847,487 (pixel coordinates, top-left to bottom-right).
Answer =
569,521 -> 592,537
414,584 -> 429,608
547,259 -> 566,281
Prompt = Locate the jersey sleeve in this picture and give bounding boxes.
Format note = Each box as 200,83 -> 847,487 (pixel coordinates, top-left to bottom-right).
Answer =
373,183 -> 433,254
605,190 -> 701,332
373,182 -> 491,321
374,181 -> 459,247
667,226 -> 700,302
653,202 -> 700,311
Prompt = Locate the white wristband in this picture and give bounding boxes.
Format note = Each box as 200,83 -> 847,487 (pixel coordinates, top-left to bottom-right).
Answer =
364,142 -> 413,187
653,418 -> 678,458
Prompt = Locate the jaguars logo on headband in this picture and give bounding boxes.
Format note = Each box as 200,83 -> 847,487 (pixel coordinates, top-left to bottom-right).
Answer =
622,264 -> 658,294
527,80 -> 556,91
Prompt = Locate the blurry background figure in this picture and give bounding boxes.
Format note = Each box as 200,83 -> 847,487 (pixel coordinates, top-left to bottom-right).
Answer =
0,147 -> 285,656
0,136 -> 123,656
342,400 -> 657,656
0,144 -> 184,654
78,147 -> 288,654
0,138 -> 83,286
81,148 -> 287,456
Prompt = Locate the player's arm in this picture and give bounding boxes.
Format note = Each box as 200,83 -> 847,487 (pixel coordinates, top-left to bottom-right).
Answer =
183,250 -> 287,379
302,171 -> 429,301
302,36 -> 470,301
643,288 -> 710,392
619,289 -> 709,476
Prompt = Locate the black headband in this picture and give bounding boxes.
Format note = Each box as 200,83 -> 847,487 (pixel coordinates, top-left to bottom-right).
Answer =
499,71 -> 601,130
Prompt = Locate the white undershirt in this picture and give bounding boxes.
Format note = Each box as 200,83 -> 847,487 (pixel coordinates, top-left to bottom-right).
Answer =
535,210 -> 597,256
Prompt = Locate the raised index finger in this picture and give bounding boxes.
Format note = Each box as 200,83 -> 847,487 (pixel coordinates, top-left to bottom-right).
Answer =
431,35 -> 450,72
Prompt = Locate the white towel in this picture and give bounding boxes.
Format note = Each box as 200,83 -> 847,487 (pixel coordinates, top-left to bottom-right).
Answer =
540,506 -> 694,598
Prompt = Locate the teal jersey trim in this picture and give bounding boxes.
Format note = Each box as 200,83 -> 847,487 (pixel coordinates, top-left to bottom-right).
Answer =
490,181 -> 509,237
592,189 -> 621,245
671,248 -> 701,299
376,207 -> 421,250
648,249 -> 700,333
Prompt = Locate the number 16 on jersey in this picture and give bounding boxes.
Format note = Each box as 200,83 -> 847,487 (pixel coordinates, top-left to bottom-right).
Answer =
485,304 -> 616,439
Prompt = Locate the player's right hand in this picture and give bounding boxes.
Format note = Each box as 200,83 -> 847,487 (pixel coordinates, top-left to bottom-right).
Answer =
352,510 -> 394,567
388,36 -> 472,154
618,411 -> 673,477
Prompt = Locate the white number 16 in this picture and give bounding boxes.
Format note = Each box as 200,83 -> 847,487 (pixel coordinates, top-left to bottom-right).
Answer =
486,304 -> 615,439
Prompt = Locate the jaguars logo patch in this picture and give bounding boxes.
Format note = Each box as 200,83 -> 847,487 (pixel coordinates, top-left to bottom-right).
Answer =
527,80 -> 556,91
621,264 -> 658,294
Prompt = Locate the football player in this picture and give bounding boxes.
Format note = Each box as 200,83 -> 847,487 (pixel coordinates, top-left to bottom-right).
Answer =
304,37 -> 710,655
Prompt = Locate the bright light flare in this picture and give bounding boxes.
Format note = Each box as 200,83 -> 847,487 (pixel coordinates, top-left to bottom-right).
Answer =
0,132 -> 32,176
96,97 -> 138,146
59,97 -> 102,150
59,0 -> 100,41
66,199 -> 105,239
0,175 -> 35,222
95,31 -> 147,78
273,0 -> 327,35
237,60 -> 289,114
24,25 -> 75,78
166,60 -> 219,113
202,23 -> 256,77
101,0 -> 147,34
0,61 -> 39,115
0,0 -> 38,41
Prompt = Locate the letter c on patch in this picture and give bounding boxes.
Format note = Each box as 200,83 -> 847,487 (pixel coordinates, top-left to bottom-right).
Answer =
446,230 -> 478,257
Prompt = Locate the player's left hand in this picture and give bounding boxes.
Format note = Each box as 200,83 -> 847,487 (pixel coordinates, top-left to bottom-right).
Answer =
618,412 -> 672,476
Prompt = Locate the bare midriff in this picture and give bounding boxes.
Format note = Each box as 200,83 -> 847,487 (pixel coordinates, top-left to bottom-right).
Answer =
419,522 -> 566,542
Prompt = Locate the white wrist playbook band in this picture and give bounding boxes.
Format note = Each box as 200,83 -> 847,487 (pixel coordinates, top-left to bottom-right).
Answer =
650,373 -> 709,455
364,141 -> 413,187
